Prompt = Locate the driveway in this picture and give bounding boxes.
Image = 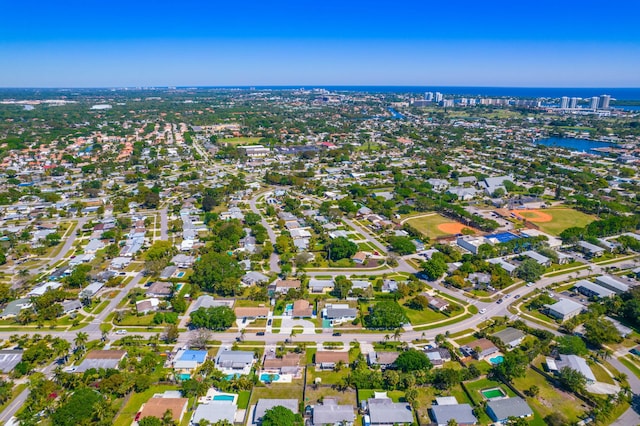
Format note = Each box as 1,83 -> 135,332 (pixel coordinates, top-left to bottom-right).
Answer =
279,318 -> 316,335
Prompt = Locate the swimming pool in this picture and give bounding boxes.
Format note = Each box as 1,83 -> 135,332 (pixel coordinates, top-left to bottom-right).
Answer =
489,355 -> 504,364
260,373 -> 280,382
176,272 -> 185,278
224,374 -> 241,380
213,394 -> 235,402
482,387 -> 507,399
177,373 -> 190,381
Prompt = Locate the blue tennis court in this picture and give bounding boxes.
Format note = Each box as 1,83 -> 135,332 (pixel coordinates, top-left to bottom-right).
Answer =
485,232 -> 521,243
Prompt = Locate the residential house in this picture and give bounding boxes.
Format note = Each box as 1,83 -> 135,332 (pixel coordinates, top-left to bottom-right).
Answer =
262,353 -> 303,378
367,352 -> 399,369
486,397 -> 533,423
138,396 -> 188,424
487,258 -> 517,275
315,351 -> 349,370
367,392 -> 414,425
292,300 -> 314,318
312,398 -> 355,426
272,279 -> 301,295
61,300 -> 82,314
191,401 -> 236,426
242,271 -> 269,286
381,279 -> 398,293
428,296 -> 450,312
0,350 -> 23,374
215,350 -> 255,375
145,281 -> 173,298
309,279 -> 334,294
594,275 -> 630,294
521,250 -> 551,267
173,350 -> 208,377
79,281 -> 104,299
235,307 -> 269,322
460,338 -> 499,360
136,298 -> 160,314
546,354 -> 596,383
352,252 -> 367,264
0,298 -> 32,319
546,298 -> 583,322
74,350 -> 127,373
431,399 -> 477,426
323,304 -> 357,326
575,280 -> 615,298
28,281 -> 62,297
492,327 -> 526,349
577,241 -> 605,258
171,254 -> 195,268
425,347 -> 451,368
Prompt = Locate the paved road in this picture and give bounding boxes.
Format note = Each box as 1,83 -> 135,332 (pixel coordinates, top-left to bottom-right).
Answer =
159,206 -> 168,240
248,191 -> 280,273
608,356 -> 640,426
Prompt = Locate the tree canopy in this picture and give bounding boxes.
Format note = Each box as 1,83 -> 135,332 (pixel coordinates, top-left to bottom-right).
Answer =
261,406 -> 303,426
395,349 -> 433,372
190,251 -> 243,296
366,301 -> 407,329
190,306 -> 236,331
328,237 -> 358,261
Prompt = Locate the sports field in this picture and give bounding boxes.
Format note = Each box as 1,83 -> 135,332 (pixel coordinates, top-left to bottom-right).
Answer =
404,213 -> 475,239
221,137 -> 262,145
510,207 -> 595,235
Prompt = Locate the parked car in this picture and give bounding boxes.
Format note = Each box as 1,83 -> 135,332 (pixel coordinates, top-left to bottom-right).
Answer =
267,319 -> 272,326
256,331 -> 265,336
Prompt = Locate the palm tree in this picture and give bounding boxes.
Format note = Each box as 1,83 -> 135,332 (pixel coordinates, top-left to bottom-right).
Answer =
74,331 -> 88,353
393,328 -> 402,342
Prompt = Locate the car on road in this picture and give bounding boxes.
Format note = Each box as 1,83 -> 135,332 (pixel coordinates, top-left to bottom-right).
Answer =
256,332 -> 265,336
514,294 -> 521,299
496,298 -> 503,304
479,308 -> 487,314
526,282 -> 534,287
115,330 -> 127,335
267,319 -> 272,326
332,332 -> 342,336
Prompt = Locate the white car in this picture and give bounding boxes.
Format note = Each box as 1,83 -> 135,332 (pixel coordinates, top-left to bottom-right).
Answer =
479,308 -> 487,314
115,329 -> 127,335
526,282 -> 534,287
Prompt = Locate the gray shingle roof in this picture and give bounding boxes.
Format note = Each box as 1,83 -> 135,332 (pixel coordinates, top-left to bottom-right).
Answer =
368,398 -> 413,424
486,397 -> 533,422
254,399 -> 298,424
431,404 -> 477,425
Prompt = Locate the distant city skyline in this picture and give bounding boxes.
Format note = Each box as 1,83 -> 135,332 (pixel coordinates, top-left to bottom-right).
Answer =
1,0 -> 639,88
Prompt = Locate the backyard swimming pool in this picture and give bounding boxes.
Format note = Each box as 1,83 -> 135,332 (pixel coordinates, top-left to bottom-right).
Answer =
489,355 -> 504,364
213,394 -> 235,402
260,373 -> 280,382
481,387 -> 507,399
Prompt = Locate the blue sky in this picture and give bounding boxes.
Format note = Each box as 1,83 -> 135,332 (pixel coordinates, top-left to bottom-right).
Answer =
1,0 -> 639,87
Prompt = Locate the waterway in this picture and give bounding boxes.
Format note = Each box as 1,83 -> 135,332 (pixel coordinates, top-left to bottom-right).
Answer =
535,137 -> 617,155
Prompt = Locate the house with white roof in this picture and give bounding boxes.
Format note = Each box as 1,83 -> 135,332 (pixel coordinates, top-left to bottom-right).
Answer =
546,298 -> 583,322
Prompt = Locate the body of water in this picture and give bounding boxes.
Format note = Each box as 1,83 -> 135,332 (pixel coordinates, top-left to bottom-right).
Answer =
535,137 -> 617,154
191,86 -> 640,100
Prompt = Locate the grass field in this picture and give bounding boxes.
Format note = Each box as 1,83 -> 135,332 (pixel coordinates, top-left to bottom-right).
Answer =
526,208 -> 595,235
512,366 -> 587,424
404,214 -> 473,239
221,137 -> 262,145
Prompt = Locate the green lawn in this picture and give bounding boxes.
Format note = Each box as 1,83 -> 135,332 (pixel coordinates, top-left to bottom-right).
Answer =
590,361 -> 615,384
464,377 -> 515,405
250,383 -> 304,406
512,366 -> 587,424
307,367 -> 349,385
619,356 -> 640,379
306,386 -> 357,406
534,208 -> 596,235
237,390 -> 251,409
402,305 -> 449,326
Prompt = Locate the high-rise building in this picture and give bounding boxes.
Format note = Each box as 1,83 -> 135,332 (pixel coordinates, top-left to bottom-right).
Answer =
599,94 -> 611,109
569,97 -> 578,109
590,96 -> 599,110
560,96 -> 569,109
442,99 -> 454,107
434,92 -> 443,103
425,92 -> 434,101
